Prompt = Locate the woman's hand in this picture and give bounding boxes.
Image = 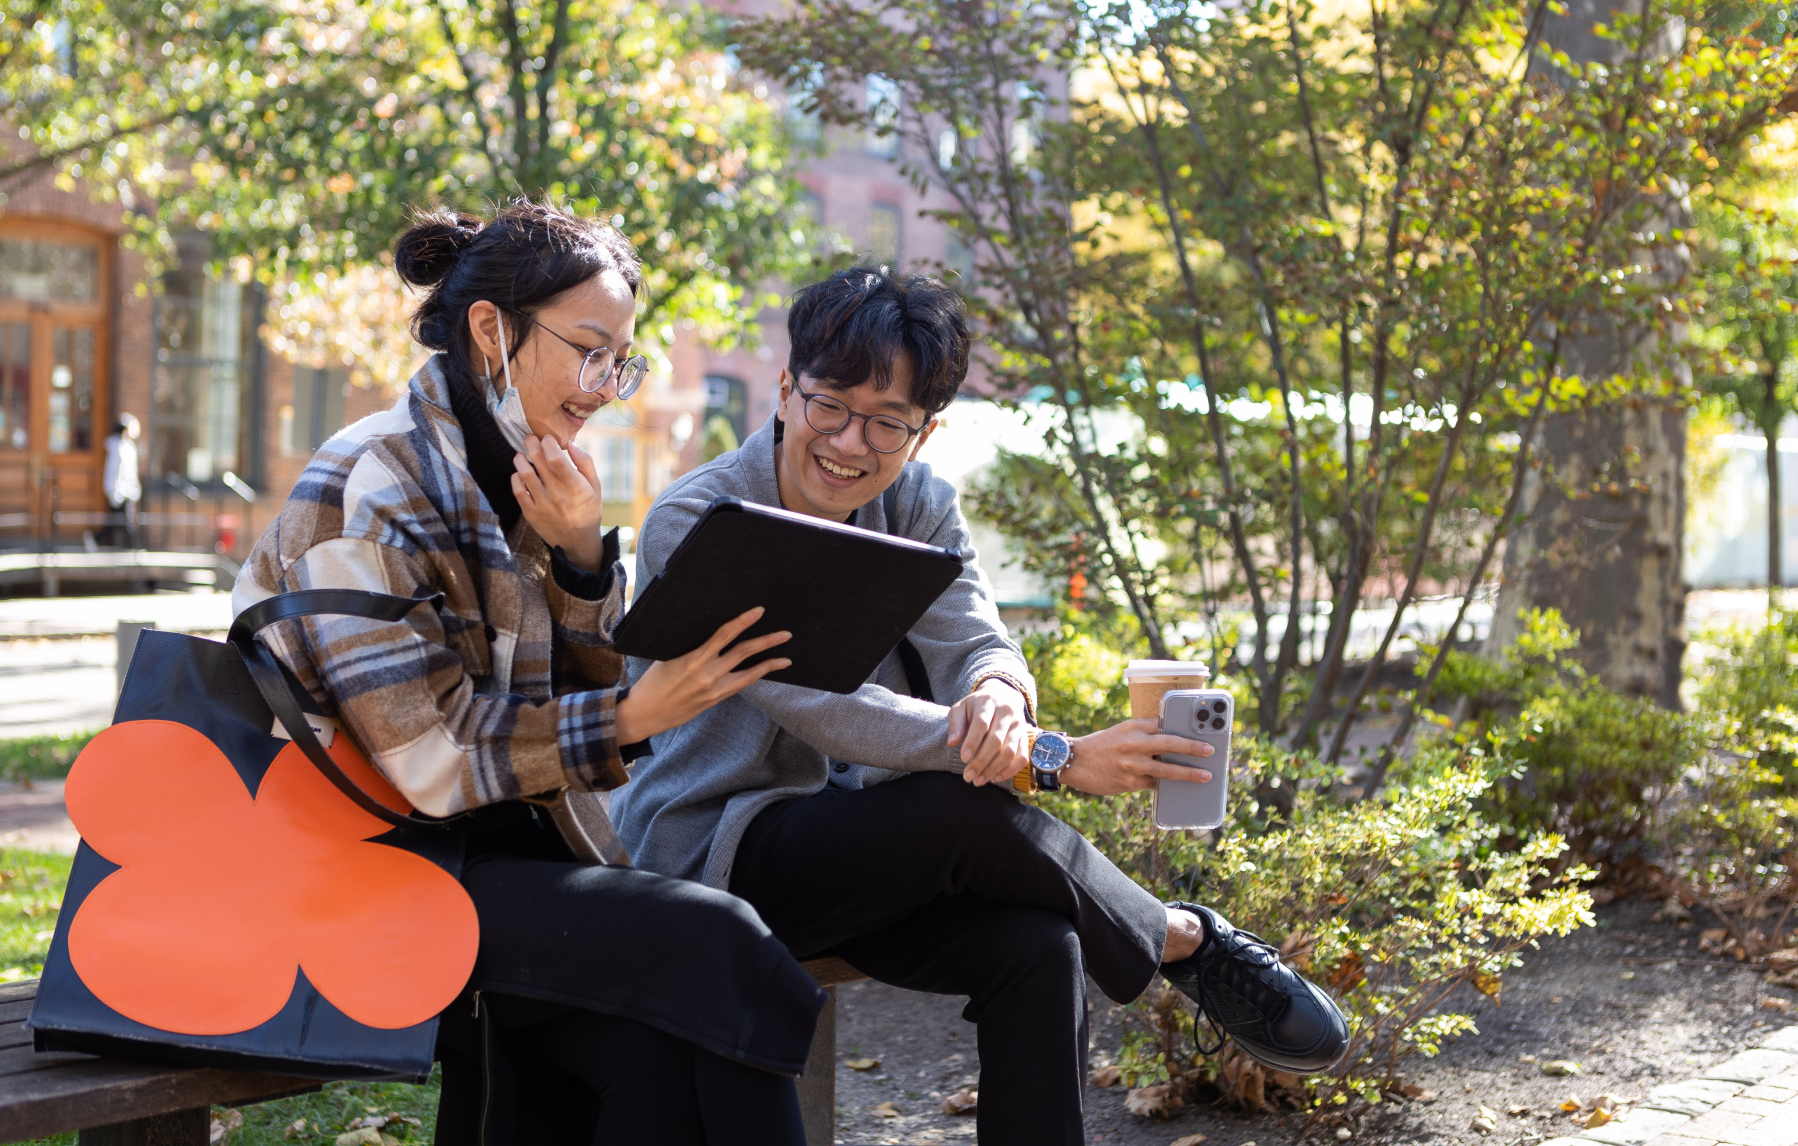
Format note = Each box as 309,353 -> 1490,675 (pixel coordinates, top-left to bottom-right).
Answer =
615,607 -> 793,745
946,680 -> 1032,786
1062,719 -> 1214,796
512,434 -> 605,571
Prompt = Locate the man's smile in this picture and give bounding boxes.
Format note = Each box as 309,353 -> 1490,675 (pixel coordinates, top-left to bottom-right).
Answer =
814,454 -> 868,484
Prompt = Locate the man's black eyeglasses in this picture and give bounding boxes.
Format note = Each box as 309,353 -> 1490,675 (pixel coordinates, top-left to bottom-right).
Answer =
532,321 -> 650,398
793,384 -> 926,454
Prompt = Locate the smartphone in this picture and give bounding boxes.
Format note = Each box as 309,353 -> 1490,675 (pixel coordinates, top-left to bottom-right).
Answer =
1154,689 -> 1233,830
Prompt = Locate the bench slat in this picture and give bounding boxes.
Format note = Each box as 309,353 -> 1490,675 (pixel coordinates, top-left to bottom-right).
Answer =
0,1058 -> 320,1140
798,956 -> 866,989
0,998 -> 35,1026
0,1042 -> 95,1076
0,1022 -> 37,1053
0,981 -> 38,1005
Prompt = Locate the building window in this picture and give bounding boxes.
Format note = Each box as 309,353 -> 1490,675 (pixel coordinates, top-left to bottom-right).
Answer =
152,249 -> 263,486
866,74 -> 900,158
0,323 -> 27,451
704,374 -> 748,446
284,366 -> 348,455
600,435 -> 637,502
0,237 -> 97,303
944,234 -> 976,290
868,203 -> 902,267
48,327 -> 94,453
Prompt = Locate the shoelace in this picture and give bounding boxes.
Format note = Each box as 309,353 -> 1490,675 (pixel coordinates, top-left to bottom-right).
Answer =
1189,927 -> 1291,1056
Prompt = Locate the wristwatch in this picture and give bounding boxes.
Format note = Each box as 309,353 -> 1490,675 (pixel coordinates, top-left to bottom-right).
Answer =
1014,729 -> 1073,793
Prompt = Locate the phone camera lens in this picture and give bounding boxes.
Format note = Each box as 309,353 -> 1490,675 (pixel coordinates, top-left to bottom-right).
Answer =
1211,717 -> 1226,730
1212,700 -> 1228,713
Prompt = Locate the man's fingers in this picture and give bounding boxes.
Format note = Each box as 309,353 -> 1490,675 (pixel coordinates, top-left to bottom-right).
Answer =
1142,734 -> 1213,758
1141,759 -> 1214,784
946,702 -> 968,748
703,607 -> 766,653
957,711 -> 995,766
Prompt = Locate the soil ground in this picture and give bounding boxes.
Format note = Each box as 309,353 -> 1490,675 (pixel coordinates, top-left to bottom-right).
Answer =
830,897 -> 1788,1146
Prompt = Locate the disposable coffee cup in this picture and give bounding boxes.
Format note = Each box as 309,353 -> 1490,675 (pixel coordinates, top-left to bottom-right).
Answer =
1124,660 -> 1211,720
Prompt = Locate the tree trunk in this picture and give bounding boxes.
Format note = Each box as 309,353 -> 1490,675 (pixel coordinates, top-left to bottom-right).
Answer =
1488,396 -> 1687,706
1489,0 -> 1689,707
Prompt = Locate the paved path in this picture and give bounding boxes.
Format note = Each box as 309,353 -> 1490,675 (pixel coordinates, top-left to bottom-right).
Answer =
1545,1027 -> 1798,1146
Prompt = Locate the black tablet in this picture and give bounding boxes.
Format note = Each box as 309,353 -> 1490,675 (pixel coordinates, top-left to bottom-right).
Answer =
612,497 -> 964,694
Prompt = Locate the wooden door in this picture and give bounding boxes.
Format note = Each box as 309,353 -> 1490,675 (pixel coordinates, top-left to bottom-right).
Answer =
0,221 -> 111,542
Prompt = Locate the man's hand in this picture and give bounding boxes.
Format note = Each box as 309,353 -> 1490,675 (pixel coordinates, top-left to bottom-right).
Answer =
512,434 -> 605,571
1063,719 -> 1214,796
946,679 -> 1031,787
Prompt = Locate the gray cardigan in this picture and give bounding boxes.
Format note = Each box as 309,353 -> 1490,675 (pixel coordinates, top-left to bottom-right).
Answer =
610,414 -> 1037,888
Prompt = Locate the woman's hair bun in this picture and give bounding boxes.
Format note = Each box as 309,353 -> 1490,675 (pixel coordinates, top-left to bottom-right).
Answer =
394,210 -> 482,288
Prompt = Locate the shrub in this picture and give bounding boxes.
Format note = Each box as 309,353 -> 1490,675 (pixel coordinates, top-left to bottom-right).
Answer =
1039,738 -> 1592,1123
1434,610 -> 1700,865
0,732 -> 98,785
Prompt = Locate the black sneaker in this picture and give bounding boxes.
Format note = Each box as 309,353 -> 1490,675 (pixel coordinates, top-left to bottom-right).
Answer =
1159,902 -> 1349,1073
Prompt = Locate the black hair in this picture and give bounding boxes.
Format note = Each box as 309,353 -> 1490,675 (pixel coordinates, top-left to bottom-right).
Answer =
395,200 -> 643,386
785,266 -> 970,417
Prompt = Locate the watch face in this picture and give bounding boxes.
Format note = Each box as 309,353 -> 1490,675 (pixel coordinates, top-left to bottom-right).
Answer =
1032,730 -> 1072,772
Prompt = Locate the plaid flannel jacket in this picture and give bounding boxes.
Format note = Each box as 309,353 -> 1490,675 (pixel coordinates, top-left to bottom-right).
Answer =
231,356 -> 629,820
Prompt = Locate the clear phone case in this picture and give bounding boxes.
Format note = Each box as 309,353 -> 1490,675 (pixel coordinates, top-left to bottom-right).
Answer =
1153,689 -> 1233,830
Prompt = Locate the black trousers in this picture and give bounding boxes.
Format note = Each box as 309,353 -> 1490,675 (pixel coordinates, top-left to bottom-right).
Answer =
730,772 -> 1169,1145
434,802 -> 820,1146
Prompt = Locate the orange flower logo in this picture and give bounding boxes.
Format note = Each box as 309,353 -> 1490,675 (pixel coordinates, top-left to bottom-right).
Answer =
64,720 -> 479,1036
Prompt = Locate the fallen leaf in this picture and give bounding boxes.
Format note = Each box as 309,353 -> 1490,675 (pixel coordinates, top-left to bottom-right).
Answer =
1655,897 -> 1692,924
941,1088 -> 978,1115
870,1102 -> 900,1118
1589,887 -> 1617,905
1762,996 -> 1794,1013
845,1057 -> 880,1071
1541,1060 -> 1582,1076
211,1110 -> 244,1144
1471,1104 -> 1498,1133
1400,1083 -> 1434,1101
1334,1129 -> 1352,1142
1506,1105 -> 1531,1115
1091,1064 -> 1121,1087
334,1133 -> 383,1146
1124,1082 -> 1185,1119
1585,1107 -> 1614,1128
284,1120 -> 307,1141
1518,1054 -> 1537,1063
1170,1136 -> 1210,1146
1560,1095 -> 1586,1112
1768,948 -> 1798,973
1620,971 -> 1636,980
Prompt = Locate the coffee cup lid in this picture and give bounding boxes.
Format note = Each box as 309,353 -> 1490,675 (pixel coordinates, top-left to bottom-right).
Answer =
1123,659 -> 1211,680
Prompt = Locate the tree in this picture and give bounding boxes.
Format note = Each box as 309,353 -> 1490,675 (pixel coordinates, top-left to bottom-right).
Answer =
1,0 -> 815,340
738,0 -> 1798,782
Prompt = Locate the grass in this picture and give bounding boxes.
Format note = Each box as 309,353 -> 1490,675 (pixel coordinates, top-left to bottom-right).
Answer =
0,847 -> 441,1144
0,732 -> 98,784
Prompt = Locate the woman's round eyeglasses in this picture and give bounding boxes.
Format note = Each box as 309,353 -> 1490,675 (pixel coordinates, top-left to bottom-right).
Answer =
532,322 -> 650,399
794,385 -> 925,454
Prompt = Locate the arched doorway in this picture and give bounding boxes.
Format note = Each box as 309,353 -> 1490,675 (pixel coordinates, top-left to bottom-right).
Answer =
0,220 -> 111,539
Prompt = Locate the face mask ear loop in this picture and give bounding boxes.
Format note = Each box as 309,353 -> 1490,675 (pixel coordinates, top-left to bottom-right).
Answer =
497,317 -> 514,394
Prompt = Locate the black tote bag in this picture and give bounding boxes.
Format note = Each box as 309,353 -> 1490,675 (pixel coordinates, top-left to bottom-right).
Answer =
27,589 -> 475,1081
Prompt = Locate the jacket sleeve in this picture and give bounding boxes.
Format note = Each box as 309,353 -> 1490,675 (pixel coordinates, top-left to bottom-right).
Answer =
634,477 -> 1036,774
233,491 -> 626,818
543,528 -> 628,691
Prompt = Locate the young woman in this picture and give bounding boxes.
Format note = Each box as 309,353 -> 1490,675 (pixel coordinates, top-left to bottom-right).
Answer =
232,202 -> 821,1145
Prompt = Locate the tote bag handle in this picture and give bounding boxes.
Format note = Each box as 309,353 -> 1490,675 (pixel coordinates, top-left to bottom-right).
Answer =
229,589 -> 453,831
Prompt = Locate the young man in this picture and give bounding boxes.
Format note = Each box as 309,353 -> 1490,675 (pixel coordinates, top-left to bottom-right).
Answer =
612,268 -> 1347,1142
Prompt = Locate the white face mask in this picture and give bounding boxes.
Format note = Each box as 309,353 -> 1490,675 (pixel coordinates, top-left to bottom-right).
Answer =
485,319 -> 532,453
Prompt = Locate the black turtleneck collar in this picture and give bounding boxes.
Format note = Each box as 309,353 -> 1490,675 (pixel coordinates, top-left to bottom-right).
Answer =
443,365 -> 523,533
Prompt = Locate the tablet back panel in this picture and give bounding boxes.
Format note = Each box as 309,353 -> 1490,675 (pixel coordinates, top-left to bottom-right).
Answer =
613,498 -> 964,694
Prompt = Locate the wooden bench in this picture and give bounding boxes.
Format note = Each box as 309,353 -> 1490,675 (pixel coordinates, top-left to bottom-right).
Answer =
0,961 -> 869,1146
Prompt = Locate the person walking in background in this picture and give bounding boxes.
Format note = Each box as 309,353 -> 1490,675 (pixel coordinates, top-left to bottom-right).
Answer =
101,414 -> 140,548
